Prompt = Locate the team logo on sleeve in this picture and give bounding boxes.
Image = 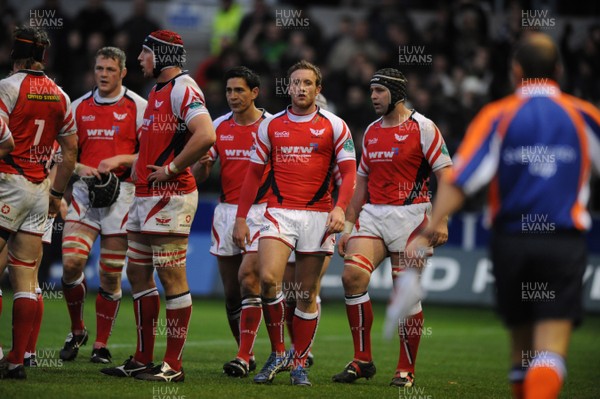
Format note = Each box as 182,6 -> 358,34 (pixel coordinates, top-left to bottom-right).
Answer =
440,143 -> 449,156
343,138 -> 355,152
189,101 -> 203,109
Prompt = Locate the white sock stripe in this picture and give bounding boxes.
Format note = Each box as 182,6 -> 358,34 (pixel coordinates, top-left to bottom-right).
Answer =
293,308 -> 318,320
345,292 -> 370,306
133,287 -> 159,300
35,287 -> 42,295
407,300 -> 422,316
316,295 -> 322,304
530,352 -> 567,381
241,297 -> 262,307
166,293 -> 192,310
14,292 -> 38,301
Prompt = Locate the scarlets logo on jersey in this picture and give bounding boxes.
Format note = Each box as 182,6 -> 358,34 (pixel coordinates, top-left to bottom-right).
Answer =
310,128 -> 325,137
395,134 -> 408,142
113,112 -> 127,121
368,147 -> 399,161
155,217 -> 172,226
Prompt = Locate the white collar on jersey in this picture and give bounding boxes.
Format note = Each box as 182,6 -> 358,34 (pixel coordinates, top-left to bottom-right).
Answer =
93,86 -> 126,105
286,105 -> 319,123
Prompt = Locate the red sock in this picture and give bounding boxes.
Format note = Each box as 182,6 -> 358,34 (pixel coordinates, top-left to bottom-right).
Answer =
226,305 -> 241,347
523,352 -> 565,399
133,288 -> 159,365
237,296 -> 262,363
26,292 -> 44,353
62,274 -> 86,332
345,292 -> 373,362
291,308 -> 319,368
164,292 -> 192,371
285,299 -> 296,343
7,293 -> 38,365
397,310 -> 423,373
95,288 -> 121,348
262,293 -> 286,354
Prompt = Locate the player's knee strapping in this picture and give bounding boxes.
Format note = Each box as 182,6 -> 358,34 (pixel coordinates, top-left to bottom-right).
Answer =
7,251 -> 37,268
63,233 -> 94,259
99,248 -> 127,272
126,241 -> 153,267
344,253 -> 375,275
152,243 -> 187,269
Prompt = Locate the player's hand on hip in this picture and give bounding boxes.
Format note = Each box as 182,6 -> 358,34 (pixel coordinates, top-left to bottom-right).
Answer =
131,158 -> 138,182
405,234 -> 433,259
77,164 -> 101,179
48,195 -> 61,218
146,164 -> 171,183
326,206 -> 345,235
97,156 -> 121,174
428,223 -> 448,248
337,233 -> 350,257
232,217 -> 250,249
198,154 -> 211,164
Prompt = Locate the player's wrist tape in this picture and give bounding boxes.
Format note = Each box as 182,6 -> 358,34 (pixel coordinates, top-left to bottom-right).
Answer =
343,220 -> 354,234
165,161 -> 180,176
50,188 -> 64,198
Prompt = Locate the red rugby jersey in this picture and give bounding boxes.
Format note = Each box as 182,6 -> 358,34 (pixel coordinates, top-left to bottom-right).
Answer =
0,70 -> 76,183
209,110 -> 272,204
72,87 -> 146,179
136,72 -> 209,196
252,106 -> 355,211
358,111 -> 452,205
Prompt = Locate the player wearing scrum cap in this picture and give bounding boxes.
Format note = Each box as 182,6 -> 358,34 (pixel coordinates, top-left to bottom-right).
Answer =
100,30 -> 216,383
0,26 -> 78,379
332,68 -> 452,387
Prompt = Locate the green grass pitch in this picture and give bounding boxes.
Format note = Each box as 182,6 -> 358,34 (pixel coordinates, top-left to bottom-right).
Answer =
0,293 -> 598,399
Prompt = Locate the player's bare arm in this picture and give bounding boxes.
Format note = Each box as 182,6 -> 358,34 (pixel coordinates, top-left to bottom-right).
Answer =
405,169 -> 465,258
50,133 -> 78,217
147,113 -> 216,183
338,174 -> 367,256
0,116 -> 15,159
426,166 -> 453,247
97,153 -> 138,174
191,154 -> 214,183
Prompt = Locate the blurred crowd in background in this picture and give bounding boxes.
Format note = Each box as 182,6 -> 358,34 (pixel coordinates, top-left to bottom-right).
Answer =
0,0 -> 599,210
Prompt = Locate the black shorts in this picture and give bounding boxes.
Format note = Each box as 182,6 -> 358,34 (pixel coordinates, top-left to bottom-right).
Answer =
490,230 -> 587,327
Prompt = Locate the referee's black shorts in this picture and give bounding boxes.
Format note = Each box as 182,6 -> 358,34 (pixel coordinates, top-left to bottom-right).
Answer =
490,229 -> 587,328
